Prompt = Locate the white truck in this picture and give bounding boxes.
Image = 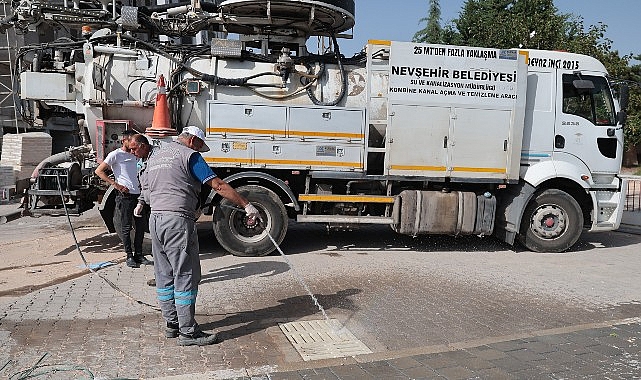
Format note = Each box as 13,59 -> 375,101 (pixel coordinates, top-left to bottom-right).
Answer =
6,0 -> 630,255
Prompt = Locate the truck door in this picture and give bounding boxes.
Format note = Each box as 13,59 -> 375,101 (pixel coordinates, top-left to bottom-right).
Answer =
387,104 -> 450,177
554,74 -> 620,173
521,70 -> 556,157
449,107 -> 513,180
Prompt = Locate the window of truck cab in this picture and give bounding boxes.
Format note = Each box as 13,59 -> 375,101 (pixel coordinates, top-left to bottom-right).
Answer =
561,74 -> 616,126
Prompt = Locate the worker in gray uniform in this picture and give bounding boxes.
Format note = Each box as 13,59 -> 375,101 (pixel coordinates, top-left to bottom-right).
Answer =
136,126 -> 259,346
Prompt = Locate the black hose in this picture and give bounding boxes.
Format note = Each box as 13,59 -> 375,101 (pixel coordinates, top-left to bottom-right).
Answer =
306,35 -> 348,106
117,34 -> 204,77
54,171 -> 160,311
200,72 -> 281,86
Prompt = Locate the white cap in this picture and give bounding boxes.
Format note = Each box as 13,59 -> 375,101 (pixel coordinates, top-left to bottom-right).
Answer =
182,126 -> 210,152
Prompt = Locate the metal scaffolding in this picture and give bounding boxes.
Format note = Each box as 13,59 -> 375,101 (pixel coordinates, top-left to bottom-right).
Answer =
0,0 -> 21,133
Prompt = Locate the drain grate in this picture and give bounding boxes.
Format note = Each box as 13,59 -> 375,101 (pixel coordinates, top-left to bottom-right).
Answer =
279,319 -> 372,361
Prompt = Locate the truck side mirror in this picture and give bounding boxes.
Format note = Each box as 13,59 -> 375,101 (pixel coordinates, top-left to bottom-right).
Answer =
617,84 -> 629,126
618,84 -> 629,112
617,110 -> 627,126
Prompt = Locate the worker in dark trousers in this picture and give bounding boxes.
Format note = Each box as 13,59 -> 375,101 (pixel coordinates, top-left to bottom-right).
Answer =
129,134 -> 156,287
96,130 -> 152,268
136,126 -> 259,346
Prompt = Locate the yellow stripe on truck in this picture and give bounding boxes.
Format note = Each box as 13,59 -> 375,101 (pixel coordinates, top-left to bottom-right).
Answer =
299,194 -> 395,203
208,127 -> 286,135
204,157 -> 253,164
519,50 -> 529,64
204,157 -> 362,168
368,40 -> 391,46
207,127 -> 363,139
288,131 -> 364,139
391,165 -> 506,174
452,167 -> 507,174
391,165 -> 447,172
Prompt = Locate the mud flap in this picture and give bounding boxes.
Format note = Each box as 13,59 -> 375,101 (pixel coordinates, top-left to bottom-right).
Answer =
492,181 -> 536,245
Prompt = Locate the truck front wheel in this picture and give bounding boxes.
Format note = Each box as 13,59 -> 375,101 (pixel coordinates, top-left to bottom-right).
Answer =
213,185 -> 288,256
518,189 -> 583,253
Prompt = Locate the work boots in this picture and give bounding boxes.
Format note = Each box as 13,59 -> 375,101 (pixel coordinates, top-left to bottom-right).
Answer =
178,331 -> 219,346
135,255 -> 154,266
126,255 -> 152,268
165,322 -> 179,338
126,257 -> 139,268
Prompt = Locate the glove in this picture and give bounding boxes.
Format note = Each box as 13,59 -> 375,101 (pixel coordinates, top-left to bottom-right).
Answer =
134,203 -> 144,218
244,203 -> 260,224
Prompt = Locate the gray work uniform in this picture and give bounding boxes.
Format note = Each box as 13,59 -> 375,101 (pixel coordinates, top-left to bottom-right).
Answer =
141,141 -> 207,335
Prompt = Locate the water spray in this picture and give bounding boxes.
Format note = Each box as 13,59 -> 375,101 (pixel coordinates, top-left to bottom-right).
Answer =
224,203 -> 332,323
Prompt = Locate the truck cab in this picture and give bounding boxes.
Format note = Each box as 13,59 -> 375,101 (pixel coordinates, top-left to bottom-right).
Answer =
514,50 -> 625,251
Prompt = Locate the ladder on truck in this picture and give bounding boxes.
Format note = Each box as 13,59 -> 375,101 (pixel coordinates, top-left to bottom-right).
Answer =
0,0 -> 21,133
296,40 -> 396,226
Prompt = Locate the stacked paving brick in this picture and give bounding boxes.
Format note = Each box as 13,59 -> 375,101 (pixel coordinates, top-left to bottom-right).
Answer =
0,132 -> 52,185
0,133 -> 8,188
0,166 -> 13,187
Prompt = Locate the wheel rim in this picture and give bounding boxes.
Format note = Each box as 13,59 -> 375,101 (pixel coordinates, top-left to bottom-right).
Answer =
529,203 -> 567,239
228,205 -> 268,244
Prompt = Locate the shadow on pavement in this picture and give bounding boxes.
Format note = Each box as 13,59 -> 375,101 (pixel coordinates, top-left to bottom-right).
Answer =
277,224 -> 641,256
200,261 -> 290,284
510,230 -> 641,254
199,288 -> 361,342
55,232 -> 124,256
276,224 -> 511,255
194,219 -> 641,258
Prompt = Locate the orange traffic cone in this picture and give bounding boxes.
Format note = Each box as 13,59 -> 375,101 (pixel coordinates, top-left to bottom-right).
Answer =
145,74 -> 177,138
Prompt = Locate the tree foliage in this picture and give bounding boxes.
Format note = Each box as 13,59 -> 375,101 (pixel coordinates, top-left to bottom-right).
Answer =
448,0 -> 607,52
413,0 -> 443,44
621,58 -> 641,151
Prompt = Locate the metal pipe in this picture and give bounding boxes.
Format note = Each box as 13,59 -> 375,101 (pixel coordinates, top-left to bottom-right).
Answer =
30,145 -> 91,180
121,100 -> 150,107
31,151 -> 72,179
78,119 -> 91,146
167,5 -> 189,15
94,45 -> 138,57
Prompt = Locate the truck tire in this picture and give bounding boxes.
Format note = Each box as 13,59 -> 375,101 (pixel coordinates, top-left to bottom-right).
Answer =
213,185 -> 288,256
518,189 -> 583,253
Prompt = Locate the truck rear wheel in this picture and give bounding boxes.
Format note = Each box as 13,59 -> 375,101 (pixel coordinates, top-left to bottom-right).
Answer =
213,185 -> 288,256
518,189 -> 583,253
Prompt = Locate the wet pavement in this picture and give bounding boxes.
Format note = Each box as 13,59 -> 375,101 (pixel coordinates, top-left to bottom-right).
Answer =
1,206 -> 641,379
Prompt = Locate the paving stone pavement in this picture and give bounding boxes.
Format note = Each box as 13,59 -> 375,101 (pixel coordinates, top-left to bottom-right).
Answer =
2,216 -> 641,379
239,321 -> 641,379
144,317 -> 641,380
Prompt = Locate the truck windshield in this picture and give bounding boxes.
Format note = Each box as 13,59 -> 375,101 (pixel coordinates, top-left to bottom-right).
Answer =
562,74 -> 616,126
